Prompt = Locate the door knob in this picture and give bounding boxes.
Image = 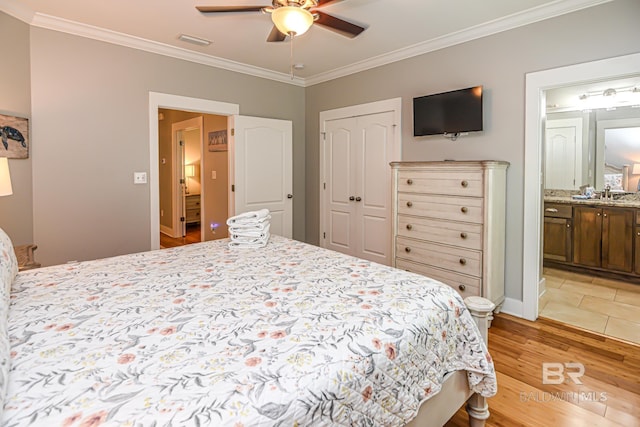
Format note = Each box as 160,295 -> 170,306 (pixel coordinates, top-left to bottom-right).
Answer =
287,194 -> 293,199
355,197 -> 362,202
349,196 -> 355,201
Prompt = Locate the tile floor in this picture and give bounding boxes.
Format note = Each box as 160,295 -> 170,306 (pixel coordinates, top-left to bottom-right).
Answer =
539,267 -> 640,345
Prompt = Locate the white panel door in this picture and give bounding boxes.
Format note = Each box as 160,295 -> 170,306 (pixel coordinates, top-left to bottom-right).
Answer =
324,117 -> 356,254
357,112 -> 395,264
322,111 -> 395,264
231,115 -> 293,238
545,118 -> 583,190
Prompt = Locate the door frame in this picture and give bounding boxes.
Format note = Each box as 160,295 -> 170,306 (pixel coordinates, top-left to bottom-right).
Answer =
522,52 -> 640,321
319,97 -> 402,248
149,92 -> 239,250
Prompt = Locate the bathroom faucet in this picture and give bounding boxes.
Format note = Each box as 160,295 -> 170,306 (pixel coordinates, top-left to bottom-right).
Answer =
604,185 -> 611,200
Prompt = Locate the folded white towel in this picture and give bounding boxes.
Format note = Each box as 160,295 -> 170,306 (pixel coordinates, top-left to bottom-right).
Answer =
228,218 -> 271,233
228,233 -> 270,248
227,209 -> 270,226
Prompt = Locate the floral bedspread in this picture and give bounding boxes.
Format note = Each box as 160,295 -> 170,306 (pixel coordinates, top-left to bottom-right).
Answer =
4,236 -> 496,426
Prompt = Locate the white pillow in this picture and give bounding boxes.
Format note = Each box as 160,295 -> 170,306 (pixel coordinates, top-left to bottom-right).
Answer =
0,227 -> 17,299
0,228 -> 15,418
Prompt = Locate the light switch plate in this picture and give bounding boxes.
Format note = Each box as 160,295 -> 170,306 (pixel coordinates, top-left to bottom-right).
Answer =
211,170 -> 217,179
134,172 -> 147,184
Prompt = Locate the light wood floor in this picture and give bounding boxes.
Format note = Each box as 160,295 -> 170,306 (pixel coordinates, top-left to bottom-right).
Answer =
540,268 -> 640,345
446,313 -> 640,426
159,224 -> 201,248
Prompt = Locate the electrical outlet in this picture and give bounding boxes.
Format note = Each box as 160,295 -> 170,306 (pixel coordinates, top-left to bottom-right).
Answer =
134,172 -> 147,184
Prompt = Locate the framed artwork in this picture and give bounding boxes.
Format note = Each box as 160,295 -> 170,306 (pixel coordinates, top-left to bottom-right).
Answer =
208,130 -> 228,152
0,114 -> 29,159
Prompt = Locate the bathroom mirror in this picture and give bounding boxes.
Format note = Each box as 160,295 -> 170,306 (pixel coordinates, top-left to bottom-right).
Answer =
544,75 -> 640,191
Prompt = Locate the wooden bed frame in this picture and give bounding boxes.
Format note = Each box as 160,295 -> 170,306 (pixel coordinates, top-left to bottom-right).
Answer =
406,296 -> 495,427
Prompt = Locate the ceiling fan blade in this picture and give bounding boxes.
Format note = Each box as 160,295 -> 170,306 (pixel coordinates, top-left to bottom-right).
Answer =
313,11 -> 366,38
315,0 -> 345,7
267,26 -> 287,42
196,6 -> 265,13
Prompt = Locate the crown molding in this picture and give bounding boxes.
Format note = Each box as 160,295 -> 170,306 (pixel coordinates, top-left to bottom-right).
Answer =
0,0 -> 612,88
304,0 -> 613,86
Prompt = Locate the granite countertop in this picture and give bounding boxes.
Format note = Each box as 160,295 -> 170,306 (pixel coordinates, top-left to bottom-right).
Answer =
545,190 -> 640,208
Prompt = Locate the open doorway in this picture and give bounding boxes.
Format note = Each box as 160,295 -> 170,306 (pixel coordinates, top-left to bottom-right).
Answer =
522,52 -> 640,322
157,108 -> 231,248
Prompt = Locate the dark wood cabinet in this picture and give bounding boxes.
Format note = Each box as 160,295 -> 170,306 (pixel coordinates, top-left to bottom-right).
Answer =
544,202 -> 639,281
602,208 -> 634,272
573,206 -> 602,268
543,204 -> 572,263
573,206 -> 633,273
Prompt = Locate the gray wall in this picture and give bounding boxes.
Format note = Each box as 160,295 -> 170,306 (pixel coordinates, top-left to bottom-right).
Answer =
28,26 -> 305,266
304,0 -> 640,302
0,13 -> 32,246
3,0 -> 640,306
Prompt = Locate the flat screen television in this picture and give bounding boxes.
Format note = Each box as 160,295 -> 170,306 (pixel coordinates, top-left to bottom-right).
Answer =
413,86 -> 483,137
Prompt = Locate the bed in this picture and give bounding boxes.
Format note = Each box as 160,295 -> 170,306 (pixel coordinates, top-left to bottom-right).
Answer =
0,229 -> 496,426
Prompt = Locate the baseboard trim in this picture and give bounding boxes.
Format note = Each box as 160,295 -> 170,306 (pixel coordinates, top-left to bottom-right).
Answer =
500,297 -> 524,318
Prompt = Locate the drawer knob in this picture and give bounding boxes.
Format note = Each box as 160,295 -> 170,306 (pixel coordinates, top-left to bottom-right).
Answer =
461,180 -> 468,188
459,258 -> 467,265
406,201 -> 413,207
460,232 -> 467,239
461,207 -> 468,213
406,224 -> 413,230
407,179 -> 413,185
458,284 -> 466,291
405,247 -> 411,253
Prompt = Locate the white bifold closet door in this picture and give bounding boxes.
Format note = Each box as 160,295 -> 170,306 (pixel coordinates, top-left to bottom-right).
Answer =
322,111 -> 395,265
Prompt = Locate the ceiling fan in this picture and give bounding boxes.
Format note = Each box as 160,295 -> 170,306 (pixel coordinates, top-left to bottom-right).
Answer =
196,0 -> 366,42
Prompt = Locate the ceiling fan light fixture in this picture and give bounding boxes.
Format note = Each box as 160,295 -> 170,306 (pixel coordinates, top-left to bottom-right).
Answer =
271,6 -> 314,36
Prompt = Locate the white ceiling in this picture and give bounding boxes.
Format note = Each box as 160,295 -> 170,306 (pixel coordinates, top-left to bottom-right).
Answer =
1,0 -> 612,86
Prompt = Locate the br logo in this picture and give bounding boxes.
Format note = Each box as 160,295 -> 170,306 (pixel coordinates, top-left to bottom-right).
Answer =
542,362 -> 585,385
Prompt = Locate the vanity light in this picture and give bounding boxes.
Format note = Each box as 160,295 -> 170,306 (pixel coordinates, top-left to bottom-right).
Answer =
578,86 -> 639,110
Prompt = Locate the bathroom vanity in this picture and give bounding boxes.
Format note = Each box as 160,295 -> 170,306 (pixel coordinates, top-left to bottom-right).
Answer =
544,191 -> 640,281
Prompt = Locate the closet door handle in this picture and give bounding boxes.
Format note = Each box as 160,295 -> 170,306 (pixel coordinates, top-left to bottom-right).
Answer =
287,194 -> 293,199
349,196 -> 355,201
355,196 -> 362,202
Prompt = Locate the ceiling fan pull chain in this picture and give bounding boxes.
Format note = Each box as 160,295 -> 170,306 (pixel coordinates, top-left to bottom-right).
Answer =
290,33 -> 295,80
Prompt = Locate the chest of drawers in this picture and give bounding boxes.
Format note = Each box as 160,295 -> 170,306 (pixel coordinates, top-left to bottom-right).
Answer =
391,161 -> 509,310
185,194 -> 201,225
